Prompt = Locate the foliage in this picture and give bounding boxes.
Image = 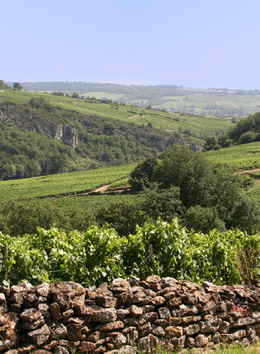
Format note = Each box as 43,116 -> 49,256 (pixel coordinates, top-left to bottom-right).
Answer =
13,82 -> 22,91
130,145 -> 260,234
95,200 -> 147,236
141,185 -> 182,222
129,157 -> 158,191
182,205 -> 225,233
0,220 -> 259,287
204,111 -> 260,151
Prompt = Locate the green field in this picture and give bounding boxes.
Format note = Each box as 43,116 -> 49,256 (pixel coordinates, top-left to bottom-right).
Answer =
0,163 -> 136,202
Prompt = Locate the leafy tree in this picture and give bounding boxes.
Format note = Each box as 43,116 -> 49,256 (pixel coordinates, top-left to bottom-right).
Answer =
0,200 -> 69,236
141,185 -> 182,222
153,145 -> 216,208
72,92 -> 80,98
13,82 -> 22,90
129,156 -> 158,191
182,205 -> 225,233
95,201 -> 147,236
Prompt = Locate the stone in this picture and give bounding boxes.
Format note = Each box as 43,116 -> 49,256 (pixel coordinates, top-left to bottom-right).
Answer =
95,295 -> 117,308
17,344 -> 36,353
0,294 -> 6,304
21,316 -> 45,330
118,345 -> 137,354
78,341 -> 97,352
97,321 -> 124,332
169,317 -> 182,325
129,305 -> 143,317
35,283 -> 50,297
20,308 -> 42,323
88,331 -> 101,342
150,296 -> 165,306
116,309 -> 130,319
27,324 -> 50,346
199,317 -> 221,333
186,336 -> 195,347
158,307 -> 171,319
152,326 -> 165,337
92,307 -> 117,323
154,319 -> 169,327
66,323 -> 82,341
139,334 -> 158,353
49,303 -> 62,321
43,340 -> 59,351
195,334 -> 208,347
184,324 -> 200,336
62,309 -> 74,319
168,297 -> 182,307
165,326 -> 183,338
38,303 -> 50,318
173,335 -> 186,350
93,346 -> 106,354
177,304 -> 198,317
219,321 -> 231,334
53,323 -> 67,339
51,281 -> 85,297
53,346 -> 69,354
113,333 -> 127,348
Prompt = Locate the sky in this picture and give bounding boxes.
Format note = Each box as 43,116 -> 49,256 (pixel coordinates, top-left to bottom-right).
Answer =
1,0 -> 260,89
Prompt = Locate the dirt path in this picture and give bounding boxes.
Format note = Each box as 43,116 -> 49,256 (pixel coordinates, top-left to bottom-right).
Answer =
64,184 -> 111,198
237,168 -> 260,175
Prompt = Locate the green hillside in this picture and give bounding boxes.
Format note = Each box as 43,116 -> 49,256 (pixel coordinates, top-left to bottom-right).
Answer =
0,89 -> 233,180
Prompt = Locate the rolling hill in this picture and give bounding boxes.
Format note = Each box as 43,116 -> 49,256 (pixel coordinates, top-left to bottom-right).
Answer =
0,88 -> 232,180
11,81 -> 260,117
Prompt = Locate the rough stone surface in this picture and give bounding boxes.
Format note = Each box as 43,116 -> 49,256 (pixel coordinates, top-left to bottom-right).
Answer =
1,278 -> 260,353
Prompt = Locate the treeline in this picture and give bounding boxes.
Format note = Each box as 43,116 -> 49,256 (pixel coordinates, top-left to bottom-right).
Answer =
204,111 -> 260,150
0,145 -> 259,237
0,99 -> 177,180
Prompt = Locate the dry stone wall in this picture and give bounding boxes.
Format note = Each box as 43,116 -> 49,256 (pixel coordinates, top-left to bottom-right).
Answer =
1,276 -> 260,353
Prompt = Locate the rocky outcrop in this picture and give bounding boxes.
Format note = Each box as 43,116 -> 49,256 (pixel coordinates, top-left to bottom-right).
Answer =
0,105 -> 78,149
49,124 -> 78,149
1,277 -> 260,353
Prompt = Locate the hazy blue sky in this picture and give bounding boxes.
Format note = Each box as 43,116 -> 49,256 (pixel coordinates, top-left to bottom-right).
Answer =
2,0 -> 260,89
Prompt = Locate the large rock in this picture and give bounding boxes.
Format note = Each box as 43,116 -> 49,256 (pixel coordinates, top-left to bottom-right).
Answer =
50,281 -> 85,297
27,324 -> 50,346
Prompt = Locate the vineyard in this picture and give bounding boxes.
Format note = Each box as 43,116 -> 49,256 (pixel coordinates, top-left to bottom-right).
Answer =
0,163 -> 136,202
205,141 -> 260,171
0,219 -> 259,288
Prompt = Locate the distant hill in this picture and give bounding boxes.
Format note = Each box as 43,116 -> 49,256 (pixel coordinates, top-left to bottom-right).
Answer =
9,81 -> 260,117
0,90 -> 199,180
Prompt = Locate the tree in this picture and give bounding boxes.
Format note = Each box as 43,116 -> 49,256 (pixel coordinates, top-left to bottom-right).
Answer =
129,156 -> 158,191
72,92 -> 80,99
141,185 -> 182,222
153,145 -> 216,208
13,82 -> 22,91
182,205 -> 225,233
